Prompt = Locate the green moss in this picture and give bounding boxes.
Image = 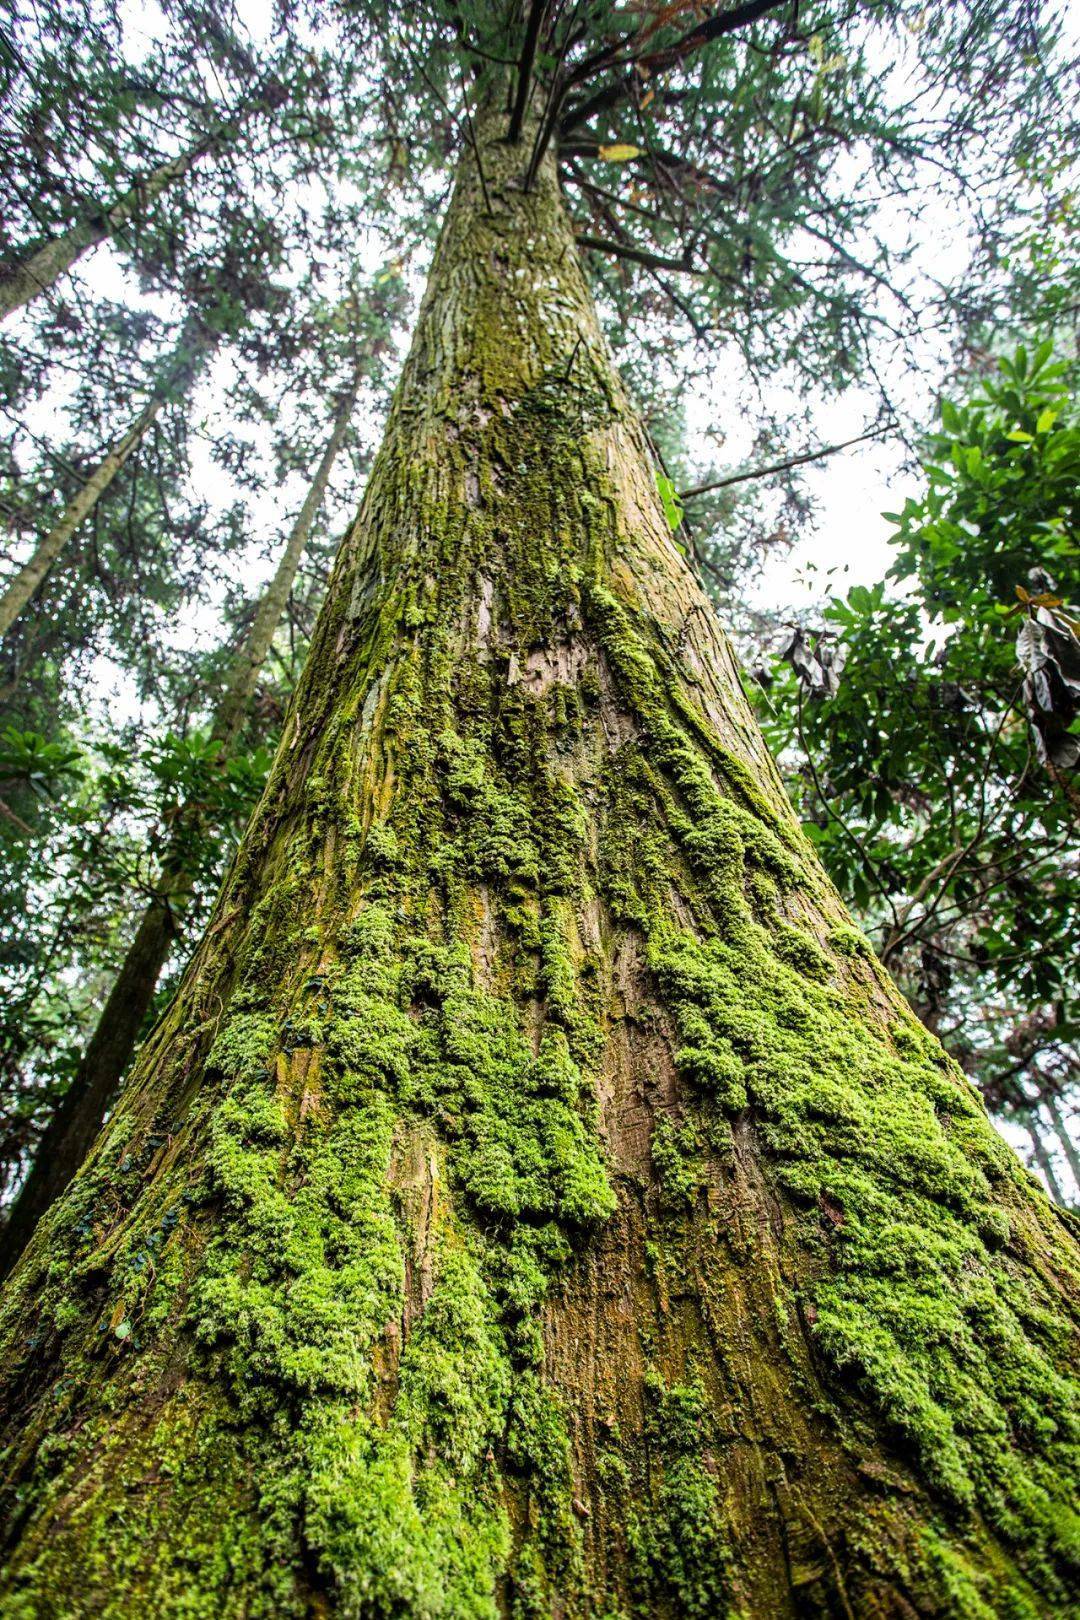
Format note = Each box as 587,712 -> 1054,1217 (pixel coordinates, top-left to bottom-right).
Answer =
773,922 -> 832,982
2,104 -> 1078,1620
303,1237 -> 511,1619
585,541 -> 1080,1609
650,1113 -> 705,1207
364,818 -> 401,868
645,901 -> 1080,1588
627,1375 -> 730,1620
828,922 -> 872,958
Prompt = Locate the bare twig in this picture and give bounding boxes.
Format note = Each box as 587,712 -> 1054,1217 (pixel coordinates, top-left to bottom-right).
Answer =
457,64 -> 493,216
795,686 -> 900,933
0,796 -> 33,836
681,422 -> 895,500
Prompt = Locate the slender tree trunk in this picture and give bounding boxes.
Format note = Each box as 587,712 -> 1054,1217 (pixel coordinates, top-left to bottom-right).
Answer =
1026,1110 -> 1067,1204
210,382 -> 357,747
0,901 -> 176,1275
1047,1093 -> 1080,1195
0,397 -> 162,636
0,133 -> 222,326
0,391 -> 354,1278
1,114 -> 1078,1619
0,316 -> 213,637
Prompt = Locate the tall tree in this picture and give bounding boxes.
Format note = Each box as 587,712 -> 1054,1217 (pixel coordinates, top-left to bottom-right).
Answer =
0,378 -> 359,1275
0,0 -> 313,327
1,94 -> 1078,1620
0,311 -> 216,636
0,128 -> 228,326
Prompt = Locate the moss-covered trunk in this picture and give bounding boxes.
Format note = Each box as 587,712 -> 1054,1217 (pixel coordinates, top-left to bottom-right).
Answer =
1,115 -> 1078,1620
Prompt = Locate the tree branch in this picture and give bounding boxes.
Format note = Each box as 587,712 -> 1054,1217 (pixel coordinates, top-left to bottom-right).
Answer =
575,232 -> 698,274
559,0 -> 791,134
508,0 -> 549,142
639,0 -> 791,73
680,423 -> 895,500
795,687 -> 900,935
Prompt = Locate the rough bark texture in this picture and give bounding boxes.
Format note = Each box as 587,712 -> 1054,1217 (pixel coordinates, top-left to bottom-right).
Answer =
0,395 -> 353,1278
0,136 -> 218,326
0,315 -> 213,638
0,116 -> 1078,1620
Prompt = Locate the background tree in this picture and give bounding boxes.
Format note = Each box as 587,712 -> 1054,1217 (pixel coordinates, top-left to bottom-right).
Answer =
0,0 -> 419,1219
0,267 -> 407,1214
758,340 -> 1080,1200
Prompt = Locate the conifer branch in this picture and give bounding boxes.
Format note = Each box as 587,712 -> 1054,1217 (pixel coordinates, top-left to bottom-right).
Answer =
575,232 -> 698,274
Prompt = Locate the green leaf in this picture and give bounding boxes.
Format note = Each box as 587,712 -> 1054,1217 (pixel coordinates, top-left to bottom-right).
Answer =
655,471 -> 684,532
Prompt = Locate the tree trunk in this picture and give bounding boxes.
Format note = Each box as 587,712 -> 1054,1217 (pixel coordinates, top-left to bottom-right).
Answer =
0,115 -> 1078,1620
1025,1110 -> 1067,1204
0,391 -> 354,1277
210,382 -> 357,748
1047,1093 -> 1080,1196
0,316 -> 213,637
0,133 -> 222,326
0,899 -> 175,1277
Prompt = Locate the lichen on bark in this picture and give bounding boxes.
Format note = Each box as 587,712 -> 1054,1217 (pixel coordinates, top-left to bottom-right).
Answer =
0,105 -> 1078,1620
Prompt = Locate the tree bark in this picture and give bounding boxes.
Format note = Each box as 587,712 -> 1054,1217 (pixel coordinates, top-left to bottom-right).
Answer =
0,316 -> 214,638
0,113 -> 1078,1619
0,134 -> 222,326
0,391 -> 355,1277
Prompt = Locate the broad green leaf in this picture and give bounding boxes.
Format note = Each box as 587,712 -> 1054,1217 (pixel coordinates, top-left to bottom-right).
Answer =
655,471 -> 684,532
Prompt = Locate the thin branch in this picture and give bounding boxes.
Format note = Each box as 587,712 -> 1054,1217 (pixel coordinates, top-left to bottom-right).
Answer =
508,0 -> 549,143
881,682 -> 1029,960
457,64 -> 493,216
575,231 -> 698,274
681,422 -> 895,500
0,796 -> 33,836
560,0 -> 791,133
524,15 -> 588,191
796,686 -> 900,935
